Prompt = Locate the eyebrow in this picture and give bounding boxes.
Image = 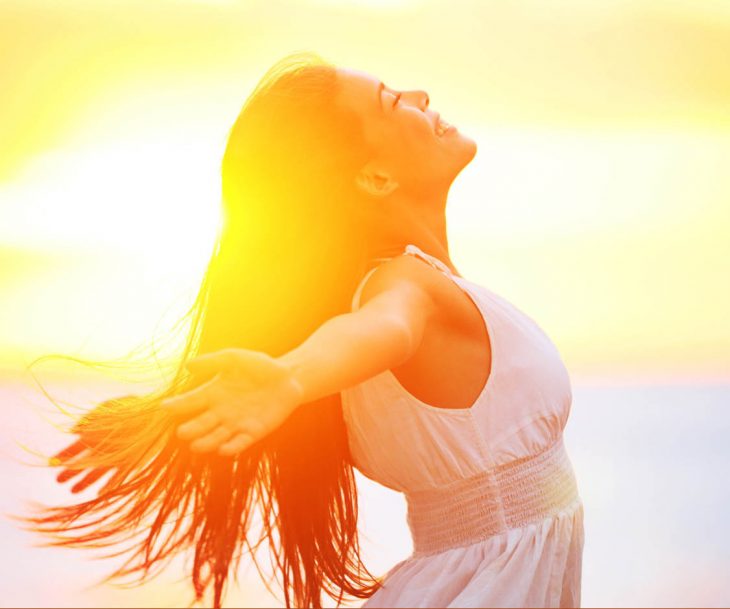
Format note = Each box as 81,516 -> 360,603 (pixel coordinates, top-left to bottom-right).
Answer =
377,81 -> 384,113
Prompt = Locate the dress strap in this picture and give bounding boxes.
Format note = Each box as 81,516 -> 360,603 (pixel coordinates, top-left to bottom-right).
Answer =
403,244 -> 455,278
350,255 -> 396,311
350,244 -> 455,311
350,266 -> 377,311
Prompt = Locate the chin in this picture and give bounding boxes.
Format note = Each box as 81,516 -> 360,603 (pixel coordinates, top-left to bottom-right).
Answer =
458,131 -> 478,160
450,133 -> 477,174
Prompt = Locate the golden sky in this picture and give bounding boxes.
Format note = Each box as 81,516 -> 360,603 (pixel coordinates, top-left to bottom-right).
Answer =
1,0 -> 728,383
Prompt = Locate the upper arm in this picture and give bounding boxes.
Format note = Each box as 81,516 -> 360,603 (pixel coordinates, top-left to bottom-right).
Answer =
350,256 -> 441,366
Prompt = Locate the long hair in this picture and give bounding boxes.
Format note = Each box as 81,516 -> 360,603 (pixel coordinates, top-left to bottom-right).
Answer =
14,51 -> 384,608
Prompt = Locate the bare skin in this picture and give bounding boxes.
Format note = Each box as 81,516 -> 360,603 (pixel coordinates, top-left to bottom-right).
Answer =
335,67 -> 489,411
155,67 -> 488,455
51,65 -> 489,466
339,66 -> 477,268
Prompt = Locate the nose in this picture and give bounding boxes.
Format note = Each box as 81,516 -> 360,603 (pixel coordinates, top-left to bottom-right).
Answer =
420,90 -> 430,111
404,89 -> 430,112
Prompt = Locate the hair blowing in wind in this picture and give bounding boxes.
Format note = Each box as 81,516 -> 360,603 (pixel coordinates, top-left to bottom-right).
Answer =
12,51 -> 385,608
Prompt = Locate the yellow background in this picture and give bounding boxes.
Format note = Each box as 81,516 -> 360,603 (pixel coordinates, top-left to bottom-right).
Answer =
1,1 -> 728,607
1,0 -> 728,383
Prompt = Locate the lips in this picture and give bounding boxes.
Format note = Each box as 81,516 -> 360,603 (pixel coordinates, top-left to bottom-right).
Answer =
435,115 -> 451,137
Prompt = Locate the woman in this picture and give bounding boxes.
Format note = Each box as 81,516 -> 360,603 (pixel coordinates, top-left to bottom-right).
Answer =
20,51 -> 584,608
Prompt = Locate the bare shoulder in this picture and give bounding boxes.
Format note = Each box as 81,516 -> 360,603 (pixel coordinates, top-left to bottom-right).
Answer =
357,254 -> 446,315
357,253 -> 481,338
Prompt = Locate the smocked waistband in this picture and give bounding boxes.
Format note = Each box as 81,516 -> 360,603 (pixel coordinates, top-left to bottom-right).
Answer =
405,436 -> 580,556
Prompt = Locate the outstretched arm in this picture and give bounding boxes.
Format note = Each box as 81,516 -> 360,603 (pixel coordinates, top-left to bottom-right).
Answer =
160,257 -> 439,456
280,266 -> 438,404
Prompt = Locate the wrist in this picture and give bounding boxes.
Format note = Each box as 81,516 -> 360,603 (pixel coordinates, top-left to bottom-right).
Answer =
278,353 -> 307,405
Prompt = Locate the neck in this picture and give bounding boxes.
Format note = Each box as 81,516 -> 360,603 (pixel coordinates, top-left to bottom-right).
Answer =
363,185 -> 458,274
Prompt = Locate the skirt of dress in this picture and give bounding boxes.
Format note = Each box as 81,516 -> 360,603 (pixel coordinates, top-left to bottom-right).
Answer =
362,498 -> 585,608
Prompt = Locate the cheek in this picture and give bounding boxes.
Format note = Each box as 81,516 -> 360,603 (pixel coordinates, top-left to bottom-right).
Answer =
399,114 -> 436,146
382,120 -> 442,177
407,122 -> 440,159
419,119 -> 437,144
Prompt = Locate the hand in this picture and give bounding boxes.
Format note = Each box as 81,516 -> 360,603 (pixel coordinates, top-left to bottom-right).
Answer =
49,395 -> 138,494
160,348 -> 304,457
49,438 -> 114,494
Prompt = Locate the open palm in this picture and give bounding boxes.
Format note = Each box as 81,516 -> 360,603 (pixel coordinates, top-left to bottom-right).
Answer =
160,348 -> 304,456
49,394 -> 147,494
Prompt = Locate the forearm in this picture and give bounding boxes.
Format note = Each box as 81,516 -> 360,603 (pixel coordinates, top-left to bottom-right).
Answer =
278,311 -> 413,405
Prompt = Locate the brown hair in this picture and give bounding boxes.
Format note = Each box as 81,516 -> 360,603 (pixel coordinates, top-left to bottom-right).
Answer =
14,51 -> 383,608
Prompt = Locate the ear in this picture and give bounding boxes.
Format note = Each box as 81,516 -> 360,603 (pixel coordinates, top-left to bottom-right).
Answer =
355,165 -> 399,198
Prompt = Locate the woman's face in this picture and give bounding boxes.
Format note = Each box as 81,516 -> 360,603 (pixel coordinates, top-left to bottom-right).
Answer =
334,67 -> 477,199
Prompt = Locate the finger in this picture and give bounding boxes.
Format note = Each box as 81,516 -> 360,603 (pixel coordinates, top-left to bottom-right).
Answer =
185,349 -> 236,375
49,440 -> 86,466
160,376 -> 218,415
218,433 -> 255,457
71,467 -> 111,494
176,411 -> 220,441
189,426 -> 234,454
57,467 -> 84,484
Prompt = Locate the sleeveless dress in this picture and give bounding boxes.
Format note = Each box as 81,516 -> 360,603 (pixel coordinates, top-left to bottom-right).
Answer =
339,244 -> 585,608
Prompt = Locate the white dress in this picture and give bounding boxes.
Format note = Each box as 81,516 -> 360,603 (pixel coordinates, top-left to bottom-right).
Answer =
340,244 -> 585,608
